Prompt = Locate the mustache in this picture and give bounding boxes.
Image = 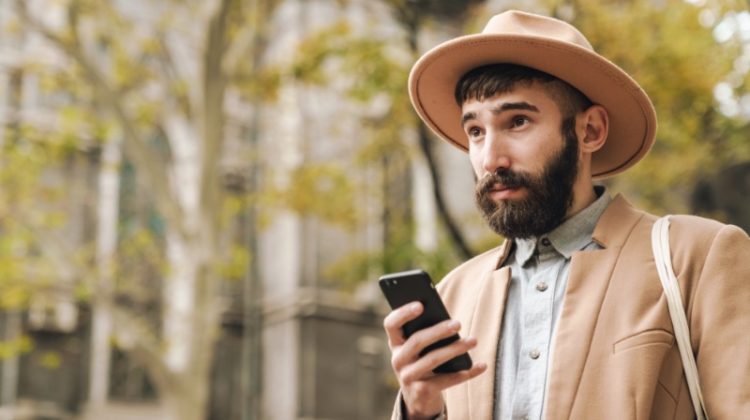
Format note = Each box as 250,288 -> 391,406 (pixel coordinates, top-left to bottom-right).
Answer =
476,169 -> 533,197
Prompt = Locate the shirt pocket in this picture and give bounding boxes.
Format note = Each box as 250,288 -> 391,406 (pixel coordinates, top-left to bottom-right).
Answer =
612,329 -> 674,354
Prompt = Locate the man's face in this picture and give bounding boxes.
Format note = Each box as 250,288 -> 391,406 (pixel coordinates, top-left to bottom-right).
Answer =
461,84 -> 580,238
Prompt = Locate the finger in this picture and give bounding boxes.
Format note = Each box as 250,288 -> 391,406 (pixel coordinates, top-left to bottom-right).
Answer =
383,302 -> 423,347
428,362 -> 487,390
397,319 -> 461,362
400,336 -> 477,384
392,320 -> 461,372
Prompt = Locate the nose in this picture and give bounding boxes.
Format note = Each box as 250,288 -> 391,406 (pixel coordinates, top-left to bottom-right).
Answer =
481,133 -> 511,174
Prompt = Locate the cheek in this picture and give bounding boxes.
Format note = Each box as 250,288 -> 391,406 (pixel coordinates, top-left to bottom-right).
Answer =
468,148 -> 484,177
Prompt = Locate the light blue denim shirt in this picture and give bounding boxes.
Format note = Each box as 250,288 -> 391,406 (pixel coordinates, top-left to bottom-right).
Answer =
494,187 -> 612,420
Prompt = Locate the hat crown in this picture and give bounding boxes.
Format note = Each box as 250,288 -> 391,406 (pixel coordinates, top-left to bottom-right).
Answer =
483,10 -> 593,51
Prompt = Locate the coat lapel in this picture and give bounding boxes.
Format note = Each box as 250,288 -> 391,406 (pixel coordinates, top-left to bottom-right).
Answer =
544,247 -> 619,417
544,195 -> 646,418
467,266 -> 511,419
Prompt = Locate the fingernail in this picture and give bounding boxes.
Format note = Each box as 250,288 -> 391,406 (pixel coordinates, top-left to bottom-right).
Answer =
410,302 -> 422,313
448,320 -> 460,329
466,337 -> 477,346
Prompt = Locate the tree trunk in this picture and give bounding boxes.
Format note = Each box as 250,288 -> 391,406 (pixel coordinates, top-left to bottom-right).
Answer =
416,119 -> 473,260
89,135 -> 123,406
401,9 -> 474,260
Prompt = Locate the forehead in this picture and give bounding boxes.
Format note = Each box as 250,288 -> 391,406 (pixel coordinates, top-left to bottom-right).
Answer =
460,83 -> 563,118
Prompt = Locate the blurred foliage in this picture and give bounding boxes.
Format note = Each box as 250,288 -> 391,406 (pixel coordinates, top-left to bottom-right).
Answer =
0,121 -> 85,312
115,227 -> 165,300
324,234 -> 463,291
291,21 -> 417,283
235,65 -> 282,102
536,0 -> 750,213
291,13 -> 474,286
0,335 -> 34,360
387,0 -> 486,21
40,350 -> 63,369
292,22 -> 408,102
282,163 -> 359,227
0,2 -> 269,414
217,245 -> 252,281
291,21 -> 415,164
254,161 -> 360,229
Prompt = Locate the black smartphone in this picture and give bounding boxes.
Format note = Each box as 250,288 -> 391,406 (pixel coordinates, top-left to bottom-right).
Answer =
379,269 -> 472,373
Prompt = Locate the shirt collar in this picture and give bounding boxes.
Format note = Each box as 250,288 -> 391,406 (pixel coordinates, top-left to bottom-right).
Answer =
514,186 -> 612,265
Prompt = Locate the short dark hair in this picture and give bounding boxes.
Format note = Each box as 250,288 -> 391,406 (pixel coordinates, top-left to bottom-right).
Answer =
454,63 -> 593,119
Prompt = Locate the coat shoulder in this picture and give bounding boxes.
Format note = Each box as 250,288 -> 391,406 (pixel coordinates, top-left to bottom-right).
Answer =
668,214 -> 729,239
636,213 -> 749,287
656,214 -> 747,260
435,243 -> 506,298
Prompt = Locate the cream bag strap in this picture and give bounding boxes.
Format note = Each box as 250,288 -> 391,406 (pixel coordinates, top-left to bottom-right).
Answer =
651,216 -> 708,420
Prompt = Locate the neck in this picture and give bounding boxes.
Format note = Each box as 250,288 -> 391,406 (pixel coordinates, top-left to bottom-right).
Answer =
565,178 -> 597,220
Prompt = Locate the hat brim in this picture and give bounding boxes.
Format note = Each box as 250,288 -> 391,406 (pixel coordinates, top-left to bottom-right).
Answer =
408,33 -> 657,179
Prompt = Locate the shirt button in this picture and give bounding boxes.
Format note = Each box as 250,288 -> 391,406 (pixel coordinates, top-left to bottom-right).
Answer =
541,237 -> 551,247
536,281 -> 548,292
529,349 -> 541,360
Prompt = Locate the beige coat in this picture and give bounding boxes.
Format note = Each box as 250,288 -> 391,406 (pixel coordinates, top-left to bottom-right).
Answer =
393,195 -> 750,419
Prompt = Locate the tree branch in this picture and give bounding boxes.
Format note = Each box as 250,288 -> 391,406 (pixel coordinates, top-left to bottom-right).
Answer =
417,124 -> 473,260
18,221 -> 97,288
198,0 -> 231,254
15,1 -> 191,242
110,305 -> 179,393
156,33 -> 194,122
395,1 -> 473,260
223,23 -> 255,79
223,0 -> 280,79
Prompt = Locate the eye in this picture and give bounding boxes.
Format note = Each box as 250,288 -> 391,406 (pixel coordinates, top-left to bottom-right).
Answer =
511,115 -> 530,128
467,126 -> 483,138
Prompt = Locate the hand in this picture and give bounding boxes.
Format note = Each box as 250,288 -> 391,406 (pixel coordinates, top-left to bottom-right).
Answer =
383,301 -> 487,419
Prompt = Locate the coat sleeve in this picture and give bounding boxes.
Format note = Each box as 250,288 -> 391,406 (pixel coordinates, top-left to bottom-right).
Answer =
689,224 -> 750,417
390,391 -> 447,420
390,392 -> 403,420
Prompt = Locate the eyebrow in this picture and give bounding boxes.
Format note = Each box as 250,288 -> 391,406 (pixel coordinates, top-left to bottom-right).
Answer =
460,101 -> 540,126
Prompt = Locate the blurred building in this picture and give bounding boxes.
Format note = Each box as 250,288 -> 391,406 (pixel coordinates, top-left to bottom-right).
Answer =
0,0 -> 482,419
248,2 -> 481,419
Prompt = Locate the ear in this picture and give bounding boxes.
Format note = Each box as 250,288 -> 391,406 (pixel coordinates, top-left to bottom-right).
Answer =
576,105 -> 609,153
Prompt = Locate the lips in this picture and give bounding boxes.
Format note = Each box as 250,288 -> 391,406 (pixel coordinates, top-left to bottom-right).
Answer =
488,184 -> 523,200
476,170 -> 530,199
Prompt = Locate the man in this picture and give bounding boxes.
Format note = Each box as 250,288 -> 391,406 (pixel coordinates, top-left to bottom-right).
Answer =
383,10 -> 750,420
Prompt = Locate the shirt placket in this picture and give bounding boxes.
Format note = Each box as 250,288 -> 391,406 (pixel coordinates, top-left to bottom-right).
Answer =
511,245 -> 558,420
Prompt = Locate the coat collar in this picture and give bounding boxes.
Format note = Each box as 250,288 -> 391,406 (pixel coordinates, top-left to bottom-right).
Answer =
493,237 -> 515,268
591,194 -> 646,248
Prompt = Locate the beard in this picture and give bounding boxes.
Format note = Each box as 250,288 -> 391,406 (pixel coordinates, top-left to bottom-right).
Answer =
474,117 -> 579,239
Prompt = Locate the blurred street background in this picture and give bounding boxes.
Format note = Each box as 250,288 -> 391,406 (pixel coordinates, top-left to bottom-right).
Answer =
0,0 -> 748,419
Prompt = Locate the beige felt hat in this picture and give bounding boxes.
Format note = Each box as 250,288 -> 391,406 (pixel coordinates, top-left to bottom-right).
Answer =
408,10 -> 657,179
